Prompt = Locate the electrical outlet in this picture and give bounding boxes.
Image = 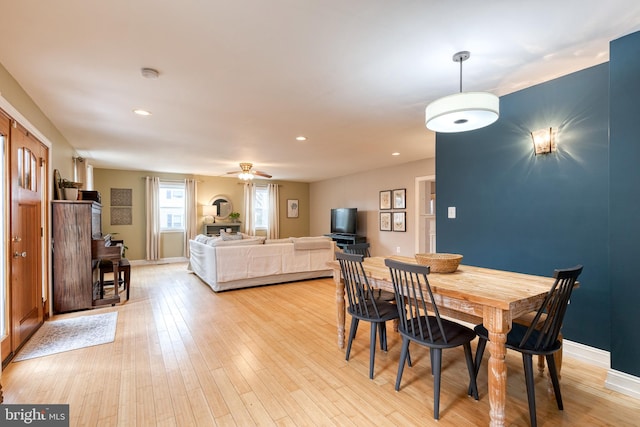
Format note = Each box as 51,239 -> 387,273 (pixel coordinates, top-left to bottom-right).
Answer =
396,246 -> 401,254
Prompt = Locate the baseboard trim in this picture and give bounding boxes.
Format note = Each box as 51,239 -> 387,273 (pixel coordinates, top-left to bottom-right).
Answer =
605,370 -> 640,400
563,339 -> 610,369
563,339 -> 639,400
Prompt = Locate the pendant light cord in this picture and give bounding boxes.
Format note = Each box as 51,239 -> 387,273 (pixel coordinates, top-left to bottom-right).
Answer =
452,51 -> 470,93
459,59 -> 463,93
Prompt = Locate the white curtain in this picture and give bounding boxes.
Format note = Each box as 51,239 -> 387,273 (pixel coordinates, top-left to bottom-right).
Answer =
267,183 -> 279,239
184,179 -> 197,257
145,176 -> 161,261
242,182 -> 255,235
72,156 -> 95,190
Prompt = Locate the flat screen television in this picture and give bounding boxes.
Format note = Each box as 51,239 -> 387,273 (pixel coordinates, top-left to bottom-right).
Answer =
330,208 -> 357,235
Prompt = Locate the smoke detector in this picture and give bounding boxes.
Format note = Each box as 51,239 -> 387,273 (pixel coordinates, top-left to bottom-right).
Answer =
141,67 -> 160,79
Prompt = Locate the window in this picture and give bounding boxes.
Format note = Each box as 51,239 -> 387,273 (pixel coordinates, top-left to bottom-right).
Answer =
159,181 -> 185,231
17,147 -> 37,191
254,185 -> 268,229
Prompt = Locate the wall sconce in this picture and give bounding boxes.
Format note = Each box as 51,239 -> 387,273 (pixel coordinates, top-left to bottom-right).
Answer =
202,205 -> 218,223
531,127 -> 557,155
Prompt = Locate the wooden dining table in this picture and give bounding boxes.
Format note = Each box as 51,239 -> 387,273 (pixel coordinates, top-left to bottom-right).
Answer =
328,255 -> 558,427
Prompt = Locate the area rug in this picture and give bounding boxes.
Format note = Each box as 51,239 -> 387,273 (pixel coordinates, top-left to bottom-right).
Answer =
13,312 -> 118,362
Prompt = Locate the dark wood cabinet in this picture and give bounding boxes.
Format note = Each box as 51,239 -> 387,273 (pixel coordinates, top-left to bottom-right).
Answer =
324,233 -> 366,249
52,201 -> 101,313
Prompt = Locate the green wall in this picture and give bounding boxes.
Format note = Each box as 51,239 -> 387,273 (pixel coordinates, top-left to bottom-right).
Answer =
609,31 -> 640,376
437,62 -> 610,350
436,30 -> 640,377
93,168 -> 311,260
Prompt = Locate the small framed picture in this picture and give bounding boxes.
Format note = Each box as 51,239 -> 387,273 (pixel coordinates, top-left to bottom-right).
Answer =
393,211 -> 406,232
287,199 -> 299,218
393,188 -> 406,209
379,190 -> 391,210
380,212 -> 392,231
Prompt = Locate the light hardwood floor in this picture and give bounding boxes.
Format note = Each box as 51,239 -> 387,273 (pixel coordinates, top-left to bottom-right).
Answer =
2,262 -> 638,426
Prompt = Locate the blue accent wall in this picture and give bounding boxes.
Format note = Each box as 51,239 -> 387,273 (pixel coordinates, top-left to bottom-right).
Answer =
610,32 -> 640,376
436,31 -> 640,377
436,65 -> 610,350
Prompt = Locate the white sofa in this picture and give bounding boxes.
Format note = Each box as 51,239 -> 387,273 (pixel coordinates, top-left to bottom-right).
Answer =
188,234 -> 336,292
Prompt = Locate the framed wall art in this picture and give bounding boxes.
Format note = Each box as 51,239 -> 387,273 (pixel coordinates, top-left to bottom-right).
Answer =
111,188 -> 132,207
393,188 -> 406,209
111,207 -> 133,226
110,187 -> 133,225
380,212 -> 392,231
393,211 -> 406,232
379,190 -> 391,210
287,199 -> 299,218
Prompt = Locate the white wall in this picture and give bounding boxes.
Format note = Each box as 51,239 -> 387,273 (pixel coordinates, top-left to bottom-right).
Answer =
310,158 -> 435,257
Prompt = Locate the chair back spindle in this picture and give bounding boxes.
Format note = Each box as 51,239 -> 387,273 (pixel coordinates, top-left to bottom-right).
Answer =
518,265 -> 583,351
336,252 -> 380,318
345,243 -> 397,302
385,259 -> 448,345
343,242 -> 371,257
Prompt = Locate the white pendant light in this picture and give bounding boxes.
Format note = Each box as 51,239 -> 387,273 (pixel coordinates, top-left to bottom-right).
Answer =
425,51 -> 499,133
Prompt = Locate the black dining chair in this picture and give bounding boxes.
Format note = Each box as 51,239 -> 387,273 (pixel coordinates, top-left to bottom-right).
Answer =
336,251 -> 400,379
343,242 -> 371,257
384,258 -> 479,420
343,243 -> 395,302
471,265 -> 583,427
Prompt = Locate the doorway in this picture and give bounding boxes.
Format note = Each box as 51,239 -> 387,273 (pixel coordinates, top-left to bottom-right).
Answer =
414,175 -> 436,254
1,107 -> 49,365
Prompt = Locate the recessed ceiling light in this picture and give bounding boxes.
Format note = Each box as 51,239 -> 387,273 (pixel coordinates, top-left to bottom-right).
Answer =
392,152 -> 400,156
133,109 -> 152,116
295,136 -> 307,141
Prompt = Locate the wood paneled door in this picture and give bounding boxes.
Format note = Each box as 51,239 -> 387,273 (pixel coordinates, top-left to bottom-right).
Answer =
1,113 -> 49,364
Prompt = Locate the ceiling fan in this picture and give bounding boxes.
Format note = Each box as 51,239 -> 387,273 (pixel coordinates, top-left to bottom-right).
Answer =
225,162 -> 272,180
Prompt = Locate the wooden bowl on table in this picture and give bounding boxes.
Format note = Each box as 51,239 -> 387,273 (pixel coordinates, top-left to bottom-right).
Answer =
414,253 -> 463,273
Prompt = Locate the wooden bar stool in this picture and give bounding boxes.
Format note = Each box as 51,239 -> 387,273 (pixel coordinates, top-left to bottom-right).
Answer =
99,258 -> 131,300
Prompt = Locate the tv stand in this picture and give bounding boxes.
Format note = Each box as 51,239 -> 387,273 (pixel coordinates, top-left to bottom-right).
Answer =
325,233 -> 366,249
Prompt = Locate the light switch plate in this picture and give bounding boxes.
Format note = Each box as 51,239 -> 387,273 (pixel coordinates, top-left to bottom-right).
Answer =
448,206 -> 456,219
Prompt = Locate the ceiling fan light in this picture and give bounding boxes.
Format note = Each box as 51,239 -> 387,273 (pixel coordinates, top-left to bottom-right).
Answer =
425,92 -> 499,133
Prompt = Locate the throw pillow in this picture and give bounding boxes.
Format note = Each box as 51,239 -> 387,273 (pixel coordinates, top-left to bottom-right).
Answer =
194,234 -> 211,243
265,238 -> 291,244
220,231 -> 243,241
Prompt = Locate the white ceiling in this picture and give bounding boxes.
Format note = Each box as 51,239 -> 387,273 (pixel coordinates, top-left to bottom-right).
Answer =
1,1 -> 639,182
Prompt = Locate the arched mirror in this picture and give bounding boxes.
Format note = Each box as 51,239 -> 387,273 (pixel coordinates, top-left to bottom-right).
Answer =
210,195 -> 232,220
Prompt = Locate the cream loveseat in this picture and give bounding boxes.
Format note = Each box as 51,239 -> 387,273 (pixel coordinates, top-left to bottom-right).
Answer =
188,233 -> 336,292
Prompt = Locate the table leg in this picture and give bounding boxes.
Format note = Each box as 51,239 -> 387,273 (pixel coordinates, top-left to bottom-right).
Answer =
332,268 -> 346,349
113,262 -> 119,297
537,355 -> 545,375
484,307 -> 510,427
124,265 -> 131,300
537,335 -> 563,396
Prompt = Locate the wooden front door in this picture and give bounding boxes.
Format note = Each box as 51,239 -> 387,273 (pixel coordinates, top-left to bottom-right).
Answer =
7,120 -> 46,357
0,112 -> 9,363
